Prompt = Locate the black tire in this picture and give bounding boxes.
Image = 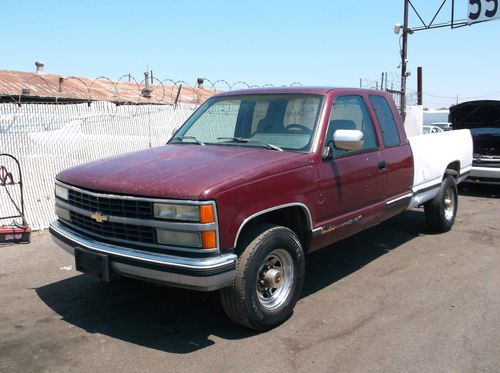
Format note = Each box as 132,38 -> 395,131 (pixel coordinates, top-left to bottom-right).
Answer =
424,174 -> 458,233
220,224 -> 305,331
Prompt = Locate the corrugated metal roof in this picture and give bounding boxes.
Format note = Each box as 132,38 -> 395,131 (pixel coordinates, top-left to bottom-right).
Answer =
0,70 -> 214,105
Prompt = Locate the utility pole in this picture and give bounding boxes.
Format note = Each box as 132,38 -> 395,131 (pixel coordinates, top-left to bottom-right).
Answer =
417,66 -> 423,105
400,0 -> 409,119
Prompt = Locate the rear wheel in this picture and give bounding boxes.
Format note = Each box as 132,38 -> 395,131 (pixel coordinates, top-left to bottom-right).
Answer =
220,224 -> 305,331
424,174 -> 458,233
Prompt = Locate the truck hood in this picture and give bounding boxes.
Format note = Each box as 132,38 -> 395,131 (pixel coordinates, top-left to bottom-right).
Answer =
450,101 -> 500,157
450,100 -> 500,130
57,144 -> 310,199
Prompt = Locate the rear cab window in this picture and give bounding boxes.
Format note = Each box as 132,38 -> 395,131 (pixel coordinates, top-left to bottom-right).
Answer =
369,95 -> 401,147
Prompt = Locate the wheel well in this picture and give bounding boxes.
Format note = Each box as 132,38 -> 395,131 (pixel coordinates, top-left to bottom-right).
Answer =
446,161 -> 460,180
235,206 -> 311,252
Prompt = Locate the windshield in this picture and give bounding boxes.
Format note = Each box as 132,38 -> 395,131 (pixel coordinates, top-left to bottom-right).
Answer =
170,94 -> 323,152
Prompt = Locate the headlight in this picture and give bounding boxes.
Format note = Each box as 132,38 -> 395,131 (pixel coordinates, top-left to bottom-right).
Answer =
55,206 -> 71,221
154,203 -> 217,249
153,203 -> 215,223
154,203 -> 200,221
55,184 -> 69,200
156,229 -> 201,247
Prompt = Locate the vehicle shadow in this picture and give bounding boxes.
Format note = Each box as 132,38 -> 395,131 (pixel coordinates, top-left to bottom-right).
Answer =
36,209 -> 427,354
458,183 -> 499,199
302,209 -> 425,297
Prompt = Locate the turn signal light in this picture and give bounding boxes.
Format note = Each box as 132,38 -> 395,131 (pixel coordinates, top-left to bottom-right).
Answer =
201,230 -> 216,249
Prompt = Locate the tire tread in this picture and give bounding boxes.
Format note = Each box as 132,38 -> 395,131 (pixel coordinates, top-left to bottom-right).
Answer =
424,174 -> 458,233
220,224 -> 303,331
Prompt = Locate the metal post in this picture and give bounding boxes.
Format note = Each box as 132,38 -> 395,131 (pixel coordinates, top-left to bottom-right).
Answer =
400,0 -> 409,119
144,71 -> 150,91
417,66 -> 423,105
174,84 -> 183,106
451,0 -> 455,27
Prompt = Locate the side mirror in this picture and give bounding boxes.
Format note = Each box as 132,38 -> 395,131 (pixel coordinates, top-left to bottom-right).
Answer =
333,129 -> 364,151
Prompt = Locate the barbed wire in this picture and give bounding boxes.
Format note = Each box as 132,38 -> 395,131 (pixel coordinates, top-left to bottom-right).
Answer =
360,70 -> 500,109
360,71 -> 420,108
1,73 -> 304,107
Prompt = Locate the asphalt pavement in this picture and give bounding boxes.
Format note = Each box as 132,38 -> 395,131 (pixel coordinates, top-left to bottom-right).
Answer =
1,184 -> 499,372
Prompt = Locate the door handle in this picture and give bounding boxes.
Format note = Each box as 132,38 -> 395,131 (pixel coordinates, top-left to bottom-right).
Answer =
378,160 -> 387,170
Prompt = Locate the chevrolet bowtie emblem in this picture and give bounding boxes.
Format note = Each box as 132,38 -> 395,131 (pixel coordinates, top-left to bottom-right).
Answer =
91,211 -> 108,223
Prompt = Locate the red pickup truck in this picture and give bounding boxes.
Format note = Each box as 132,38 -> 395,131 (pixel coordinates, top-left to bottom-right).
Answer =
50,87 -> 472,330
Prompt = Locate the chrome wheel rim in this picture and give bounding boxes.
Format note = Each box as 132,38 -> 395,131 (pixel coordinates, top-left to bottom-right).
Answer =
256,249 -> 294,311
444,186 -> 455,221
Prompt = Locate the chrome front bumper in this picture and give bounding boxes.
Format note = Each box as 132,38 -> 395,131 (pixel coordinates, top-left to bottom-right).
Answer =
49,220 -> 237,291
466,166 -> 500,184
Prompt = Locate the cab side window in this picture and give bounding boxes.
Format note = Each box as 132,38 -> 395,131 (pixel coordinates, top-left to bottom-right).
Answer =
326,95 -> 378,157
369,95 -> 401,147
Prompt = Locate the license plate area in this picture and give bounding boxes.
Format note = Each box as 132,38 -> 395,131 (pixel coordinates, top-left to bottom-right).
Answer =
75,248 -> 112,281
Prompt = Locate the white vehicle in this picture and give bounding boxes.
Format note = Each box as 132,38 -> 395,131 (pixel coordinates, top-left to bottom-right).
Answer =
450,100 -> 500,184
431,122 -> 452,131
423,125 -> 444,134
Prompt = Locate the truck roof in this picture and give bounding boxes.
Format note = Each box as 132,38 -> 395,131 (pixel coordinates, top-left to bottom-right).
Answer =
215,86 -> 384,97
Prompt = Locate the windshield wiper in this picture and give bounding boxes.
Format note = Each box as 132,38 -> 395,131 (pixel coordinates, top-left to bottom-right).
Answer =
170,136 -> 205,145
217,137 -> 283,151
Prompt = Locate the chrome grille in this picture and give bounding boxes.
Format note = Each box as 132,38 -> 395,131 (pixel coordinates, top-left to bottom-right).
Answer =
69,211 -> 156,244
55,182 -> 220,253
68,189 -> 153,219
472,157 -> 500,168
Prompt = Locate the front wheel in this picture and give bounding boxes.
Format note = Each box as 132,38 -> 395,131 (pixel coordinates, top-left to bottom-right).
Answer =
424,174 -> 458,233
220,224 -> 305,331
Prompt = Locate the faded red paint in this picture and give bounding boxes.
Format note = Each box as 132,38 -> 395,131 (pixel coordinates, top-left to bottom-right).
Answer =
57,145 -> 308,200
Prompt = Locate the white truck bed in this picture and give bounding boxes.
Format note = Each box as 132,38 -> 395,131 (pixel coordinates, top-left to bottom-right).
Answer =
408,129 -> 473,208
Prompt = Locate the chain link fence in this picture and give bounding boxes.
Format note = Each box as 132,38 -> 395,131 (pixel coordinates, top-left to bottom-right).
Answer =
0,101 -> 196,229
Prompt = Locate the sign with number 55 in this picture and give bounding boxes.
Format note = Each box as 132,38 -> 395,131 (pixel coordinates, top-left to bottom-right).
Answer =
468,0 -> 499,23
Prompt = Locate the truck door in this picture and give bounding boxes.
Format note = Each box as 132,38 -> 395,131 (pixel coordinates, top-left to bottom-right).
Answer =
315,95 -> 387,245
368,94 -> 413,217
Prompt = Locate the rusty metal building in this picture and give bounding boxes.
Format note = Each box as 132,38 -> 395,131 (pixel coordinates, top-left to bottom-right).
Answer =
0,65 -> 214,105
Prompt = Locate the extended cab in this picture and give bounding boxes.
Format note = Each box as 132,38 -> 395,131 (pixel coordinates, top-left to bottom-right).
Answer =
50,87 -> 473,330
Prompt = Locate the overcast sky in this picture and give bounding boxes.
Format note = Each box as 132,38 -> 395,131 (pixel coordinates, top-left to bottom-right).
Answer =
2,0 -> 499,108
